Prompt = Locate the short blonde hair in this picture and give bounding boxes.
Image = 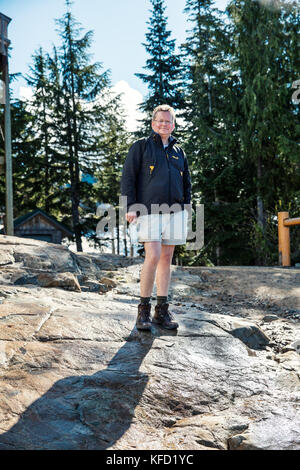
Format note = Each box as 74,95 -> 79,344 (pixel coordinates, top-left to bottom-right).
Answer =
152,104 -> 176,123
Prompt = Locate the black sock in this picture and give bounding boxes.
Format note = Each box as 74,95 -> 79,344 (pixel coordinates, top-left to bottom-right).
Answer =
140,297 -> 151,305
157,296 -> 168,305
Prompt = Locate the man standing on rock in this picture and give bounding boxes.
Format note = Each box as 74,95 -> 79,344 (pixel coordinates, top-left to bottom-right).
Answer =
121,104 -> 192,331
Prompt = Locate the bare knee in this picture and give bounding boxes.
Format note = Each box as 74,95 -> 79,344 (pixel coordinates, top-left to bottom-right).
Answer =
144,243 -> 161,266
145,251 -> 161,266
159,254 -> 173,266
159,246 -> 175,265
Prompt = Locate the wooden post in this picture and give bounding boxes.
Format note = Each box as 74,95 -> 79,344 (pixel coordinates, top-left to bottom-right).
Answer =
278,212 -> 290,267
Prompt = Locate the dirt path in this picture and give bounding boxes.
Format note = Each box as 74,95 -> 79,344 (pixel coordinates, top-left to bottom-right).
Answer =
171,266 -> 300,354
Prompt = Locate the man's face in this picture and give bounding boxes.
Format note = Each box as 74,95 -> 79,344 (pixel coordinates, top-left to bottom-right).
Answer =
151,111 -> 175,140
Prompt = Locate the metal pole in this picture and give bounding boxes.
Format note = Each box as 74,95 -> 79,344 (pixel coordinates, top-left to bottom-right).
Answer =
4,54 -> 13,235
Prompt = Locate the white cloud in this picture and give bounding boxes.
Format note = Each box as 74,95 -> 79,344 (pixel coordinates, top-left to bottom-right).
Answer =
111,80 -> 145,132
18,81 -> 145,133
19,86 -> 33,101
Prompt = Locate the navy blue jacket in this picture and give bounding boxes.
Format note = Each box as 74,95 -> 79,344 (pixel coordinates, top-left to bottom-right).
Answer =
120,131 -> 192,214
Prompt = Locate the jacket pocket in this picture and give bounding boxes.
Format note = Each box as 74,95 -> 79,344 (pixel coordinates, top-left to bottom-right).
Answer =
142,158 -> 156,183
149,165 -> 155,176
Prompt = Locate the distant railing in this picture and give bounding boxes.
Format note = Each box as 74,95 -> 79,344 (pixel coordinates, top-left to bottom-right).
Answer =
278,212 -> 300,266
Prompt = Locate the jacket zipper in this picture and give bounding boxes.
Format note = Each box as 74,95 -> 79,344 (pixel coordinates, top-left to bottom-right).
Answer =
166,151 -> 171,205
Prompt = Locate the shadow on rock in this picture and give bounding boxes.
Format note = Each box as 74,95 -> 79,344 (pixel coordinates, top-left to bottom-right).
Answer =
0,328 -> 155,450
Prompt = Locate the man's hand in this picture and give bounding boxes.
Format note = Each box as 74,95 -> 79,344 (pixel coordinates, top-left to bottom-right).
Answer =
126,211 -> 137,223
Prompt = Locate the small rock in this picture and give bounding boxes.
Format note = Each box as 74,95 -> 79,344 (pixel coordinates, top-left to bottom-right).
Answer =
81,281 -> 102,292
262,315 -> 279,322
14,275 -> 39,286
230,322 -> 270,350
99,277 -> 117,288
163,417 -> 177,427
281,346 -> 298,354
290,340 -> 300,354
98,283 -> 110,294
37,272 -> 81,292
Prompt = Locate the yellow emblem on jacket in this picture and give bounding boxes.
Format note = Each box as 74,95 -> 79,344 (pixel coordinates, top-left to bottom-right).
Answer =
172,155 -> 179,159
149,165 -> 154,174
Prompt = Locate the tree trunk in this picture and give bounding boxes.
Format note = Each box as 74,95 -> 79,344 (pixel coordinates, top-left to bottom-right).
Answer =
71,187 -> 82,252
71,64 -> 82,252
214,188 -> 220,265
257,154 -> 265,232
42,96 -> 50,213
123,229 -> 128,257
65,103 -> 82,252
116,222 -> 120,255
256,154 -> 266,265
112,235 -> 115,254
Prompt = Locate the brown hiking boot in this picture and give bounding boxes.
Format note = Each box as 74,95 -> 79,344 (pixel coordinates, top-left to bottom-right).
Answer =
153,303 -> 178,330
136,303 -> 152,330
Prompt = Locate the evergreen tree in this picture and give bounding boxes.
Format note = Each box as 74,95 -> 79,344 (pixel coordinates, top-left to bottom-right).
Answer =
5,1 -> 127,252
84,95 -> 131,254
227,0 -> 300,264
135,0 -> 184,134
0,100 -> 38,217
55,1 -> 111,251
15,48 -> 69,216
181,0 -> 249,265
180,0 -> 299,266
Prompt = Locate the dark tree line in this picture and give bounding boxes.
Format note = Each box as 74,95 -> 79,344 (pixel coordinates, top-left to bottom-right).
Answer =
0,0 -> 299,264
0,1 -> 130,253
135,0 -> 299,265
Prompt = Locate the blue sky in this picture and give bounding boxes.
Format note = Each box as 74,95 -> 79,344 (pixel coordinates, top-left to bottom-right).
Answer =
1,0 -> 229,95
1,0 -> 229,130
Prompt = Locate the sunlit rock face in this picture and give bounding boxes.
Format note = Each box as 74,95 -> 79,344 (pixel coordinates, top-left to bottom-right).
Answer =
0,235 -> 299,450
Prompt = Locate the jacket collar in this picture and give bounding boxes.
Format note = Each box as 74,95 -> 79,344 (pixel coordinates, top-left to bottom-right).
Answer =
150,130 -> 177,148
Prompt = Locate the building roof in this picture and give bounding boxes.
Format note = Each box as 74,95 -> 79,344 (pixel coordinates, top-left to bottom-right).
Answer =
14,209 -> 73,237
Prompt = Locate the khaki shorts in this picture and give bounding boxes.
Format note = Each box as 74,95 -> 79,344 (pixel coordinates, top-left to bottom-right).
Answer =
136,210 -> 188,245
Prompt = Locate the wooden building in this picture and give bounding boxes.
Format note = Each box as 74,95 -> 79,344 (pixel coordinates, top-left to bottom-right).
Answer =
12,209 -> 73,244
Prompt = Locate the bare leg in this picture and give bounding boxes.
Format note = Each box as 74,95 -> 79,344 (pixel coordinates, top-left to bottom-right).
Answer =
140,242 -> 161,297
155,245 -> 175,296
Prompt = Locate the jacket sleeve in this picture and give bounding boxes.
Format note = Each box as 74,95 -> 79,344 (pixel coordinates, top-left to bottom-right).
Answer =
120,140 -> 143,211
182,149 -> 192,205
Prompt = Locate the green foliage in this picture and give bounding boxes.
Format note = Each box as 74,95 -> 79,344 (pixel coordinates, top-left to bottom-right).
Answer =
1,1 -> 129,251
135,0 -> 184,135
1,0 -> 299,264
178,0 -> 300,266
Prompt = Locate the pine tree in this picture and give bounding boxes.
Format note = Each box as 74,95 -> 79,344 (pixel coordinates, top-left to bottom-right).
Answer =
135,0 -> 184,134
84,95 -> 131,254
181,0 -> 249,265
15,48 -> 70,216
55,1 -> 111,251
227,0 -> 300,264
0,100 -> 38,216
2,1 -> 130,253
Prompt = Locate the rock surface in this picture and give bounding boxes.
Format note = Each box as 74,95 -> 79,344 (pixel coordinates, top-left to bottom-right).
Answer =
0,234 -> 299,450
